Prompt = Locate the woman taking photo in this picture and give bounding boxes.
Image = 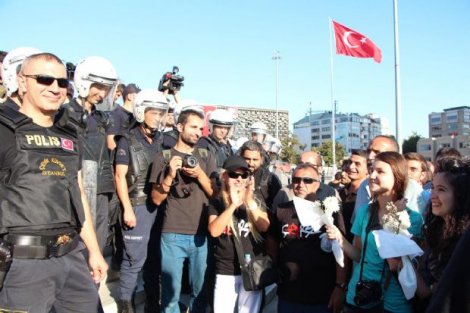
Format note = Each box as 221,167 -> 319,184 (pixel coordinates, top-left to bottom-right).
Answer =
415,157 -> 470,311
327,152 -> 423,313
208,155 -> 270,313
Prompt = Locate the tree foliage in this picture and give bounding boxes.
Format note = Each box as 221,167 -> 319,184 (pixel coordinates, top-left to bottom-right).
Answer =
402,132 -> 422,153
280,133 -> 301,164
312,140 -> 346,167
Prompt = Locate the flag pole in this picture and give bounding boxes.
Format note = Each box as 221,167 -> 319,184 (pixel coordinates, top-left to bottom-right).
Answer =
393,0 -> 402,152
328,17 -> 337,174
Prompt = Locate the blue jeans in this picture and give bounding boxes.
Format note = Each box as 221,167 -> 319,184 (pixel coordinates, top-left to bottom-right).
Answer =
278,297 -> 332,313
160,233 -> 208,313
119,204 -> 158,300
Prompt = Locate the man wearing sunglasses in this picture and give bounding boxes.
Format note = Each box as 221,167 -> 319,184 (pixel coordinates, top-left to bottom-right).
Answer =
0,53 -> 107,312
64,56 -> 119,255
266,163 -> 347,313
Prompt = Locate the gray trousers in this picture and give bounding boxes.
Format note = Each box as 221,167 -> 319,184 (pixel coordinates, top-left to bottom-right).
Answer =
0,242 -> 98,313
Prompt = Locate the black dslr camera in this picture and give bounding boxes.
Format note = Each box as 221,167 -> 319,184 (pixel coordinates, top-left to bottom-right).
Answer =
354,280 -> 382,306
183,155 -> 198,168
158,66 -> 184,95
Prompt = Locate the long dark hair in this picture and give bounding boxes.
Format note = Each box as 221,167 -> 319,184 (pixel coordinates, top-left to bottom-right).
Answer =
374,151 -> 408,201
425,157 -> 470,268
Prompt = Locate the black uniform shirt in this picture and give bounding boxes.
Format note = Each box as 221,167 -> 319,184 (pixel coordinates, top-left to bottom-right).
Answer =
107,105 -> 134,136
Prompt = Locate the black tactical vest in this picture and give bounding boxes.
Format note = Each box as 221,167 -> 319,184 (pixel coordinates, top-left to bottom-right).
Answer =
66,100 -> 115,194
202,135 -> 233,168
0,106 -> 85,234
126,128 -> 162,199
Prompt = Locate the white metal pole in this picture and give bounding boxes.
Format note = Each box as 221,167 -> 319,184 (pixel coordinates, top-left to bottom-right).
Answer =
272,50 -> 281,139
328,17 -> 337,173
393,0 -> 402,153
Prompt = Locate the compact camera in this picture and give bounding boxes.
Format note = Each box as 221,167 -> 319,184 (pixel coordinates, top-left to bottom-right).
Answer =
354,280 -> 382,306
183,155 -> 198,168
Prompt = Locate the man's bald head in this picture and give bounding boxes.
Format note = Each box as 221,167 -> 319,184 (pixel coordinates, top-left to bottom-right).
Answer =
367,135 -> 398,161
300,151 -> 322,174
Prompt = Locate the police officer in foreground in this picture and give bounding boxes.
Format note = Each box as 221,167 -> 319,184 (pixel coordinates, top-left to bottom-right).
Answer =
0,53 -> 107,312
65,56 -> 118,253
197,108 -> 235,168
114,89 -> 169,313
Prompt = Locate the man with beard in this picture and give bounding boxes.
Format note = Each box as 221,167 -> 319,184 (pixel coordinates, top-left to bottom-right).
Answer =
239,141 -> 282,212
150,108 -> 217,313
266,163 -> 347,313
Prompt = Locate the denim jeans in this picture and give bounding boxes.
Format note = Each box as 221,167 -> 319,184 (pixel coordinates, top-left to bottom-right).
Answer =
160,233 -> 208,313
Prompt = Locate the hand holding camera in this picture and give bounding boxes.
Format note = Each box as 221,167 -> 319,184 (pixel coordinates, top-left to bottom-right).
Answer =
158,66 -> 184,95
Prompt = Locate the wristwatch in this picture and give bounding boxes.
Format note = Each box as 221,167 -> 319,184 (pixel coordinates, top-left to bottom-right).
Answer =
335,282 -> 347,291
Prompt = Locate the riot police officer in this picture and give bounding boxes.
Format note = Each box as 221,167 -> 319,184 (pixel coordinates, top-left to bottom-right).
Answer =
197,108 -> 235,169
114,89 -> 169,312
0,53 -> 107,312
65,56 -> 118,252
1,46 -> 42,110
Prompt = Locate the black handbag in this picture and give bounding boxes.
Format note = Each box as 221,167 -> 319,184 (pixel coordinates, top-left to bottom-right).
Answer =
232,217 -> 278,291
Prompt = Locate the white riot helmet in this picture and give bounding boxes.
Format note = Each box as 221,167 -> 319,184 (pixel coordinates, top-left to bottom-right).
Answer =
269,137 -> 282,155
2,46 -> 42,96
208,109 -> 235,137
250,121 -> 268,143
73,56 -> 117,98
175,99 -> 205,122
133,89 -> 169,131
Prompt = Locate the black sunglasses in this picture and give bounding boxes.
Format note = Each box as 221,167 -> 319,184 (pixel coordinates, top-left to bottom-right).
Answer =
23,74 -> 69,88
292,176 -> 318,184
227,171 -> 250,179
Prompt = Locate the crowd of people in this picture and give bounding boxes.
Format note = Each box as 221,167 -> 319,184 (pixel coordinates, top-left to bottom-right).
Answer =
0,46 -> 469,313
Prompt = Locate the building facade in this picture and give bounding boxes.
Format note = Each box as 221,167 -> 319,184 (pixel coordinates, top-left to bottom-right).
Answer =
293,111 -> 385,153
417,135 -> 470,161
428,106 -> 470,138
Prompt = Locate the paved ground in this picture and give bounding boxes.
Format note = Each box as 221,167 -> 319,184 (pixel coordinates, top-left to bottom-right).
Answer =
100,267 -> 278,313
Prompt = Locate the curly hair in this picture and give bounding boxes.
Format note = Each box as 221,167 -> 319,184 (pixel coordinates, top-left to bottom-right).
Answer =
424,157 -> 470,270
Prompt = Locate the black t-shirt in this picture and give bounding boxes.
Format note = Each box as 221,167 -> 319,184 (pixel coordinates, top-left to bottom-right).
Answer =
1,98 -> 20,111
339,185 -> 357,242
107,105 -> 134,136
268,184 -> 344,305
253,167 -> 282,211
208,197 -> 266,275
149,147 -> 217,235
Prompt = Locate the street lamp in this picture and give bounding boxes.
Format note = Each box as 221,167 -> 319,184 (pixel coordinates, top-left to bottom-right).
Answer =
272,50 -> 281,139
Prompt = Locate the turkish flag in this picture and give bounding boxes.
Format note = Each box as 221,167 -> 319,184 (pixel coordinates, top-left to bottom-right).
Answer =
61,138 -> 74,151
333,21 -> 382,63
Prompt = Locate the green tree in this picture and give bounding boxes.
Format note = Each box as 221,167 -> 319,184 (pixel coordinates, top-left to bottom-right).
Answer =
280,133 -> 301,164
402,132 -> 422,153
312,140 -> 346,167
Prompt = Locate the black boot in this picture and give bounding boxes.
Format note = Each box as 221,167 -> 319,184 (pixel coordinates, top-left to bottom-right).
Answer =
117,299 -> 134,313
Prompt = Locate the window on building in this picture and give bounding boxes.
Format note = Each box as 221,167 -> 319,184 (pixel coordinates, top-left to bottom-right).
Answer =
322,134 -> 331,139
431,126 -> 441,131
430,116 -> 441,125
321,119 -> 330,125
459,142 -> 470,149
447,123 -> 458,130
311,120 -> 320,126
420,144 -> 432,151
311,128 -> 319,133
439,143 -> 451,148
321,127 -> 330,132
311,143 -> 319,148
311,135 -> 320,140
446,112 -> 458,122
464,112 -> 470,123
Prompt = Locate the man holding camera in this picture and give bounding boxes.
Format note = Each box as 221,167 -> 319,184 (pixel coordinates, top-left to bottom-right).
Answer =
150,108 -> 217,313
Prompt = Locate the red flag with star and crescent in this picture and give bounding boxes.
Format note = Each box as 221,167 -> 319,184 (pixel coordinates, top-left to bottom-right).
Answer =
333,20 -> 382,63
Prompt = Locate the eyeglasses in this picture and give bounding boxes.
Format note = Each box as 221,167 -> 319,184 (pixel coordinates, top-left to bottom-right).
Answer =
23,74 -> 69,88
292,176 -> 318,184
227,171 -> 250,179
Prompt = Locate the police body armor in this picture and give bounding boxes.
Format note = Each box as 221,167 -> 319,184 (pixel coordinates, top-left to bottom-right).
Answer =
0,106 -> 85,234
202,135 -> 233,168
126,128 -> 161,200
67,99 -> 115,194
